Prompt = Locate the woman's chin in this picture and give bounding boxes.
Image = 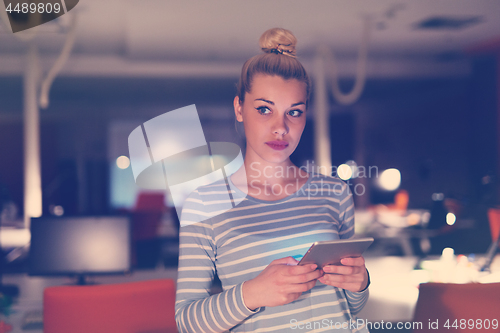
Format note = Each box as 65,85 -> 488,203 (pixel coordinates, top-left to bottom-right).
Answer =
262,154 -> 293,165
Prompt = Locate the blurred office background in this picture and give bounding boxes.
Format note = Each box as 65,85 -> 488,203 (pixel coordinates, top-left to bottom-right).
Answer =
1,0 -> 500,331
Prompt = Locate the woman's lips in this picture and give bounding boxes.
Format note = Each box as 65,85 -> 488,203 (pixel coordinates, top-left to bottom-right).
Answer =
265,141 -> 289,150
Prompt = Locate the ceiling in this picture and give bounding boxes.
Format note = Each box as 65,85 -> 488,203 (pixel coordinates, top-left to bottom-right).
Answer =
0,0 -> 500,78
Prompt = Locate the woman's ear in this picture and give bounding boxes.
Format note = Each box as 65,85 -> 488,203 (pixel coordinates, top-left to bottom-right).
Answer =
234,96 -> 243,122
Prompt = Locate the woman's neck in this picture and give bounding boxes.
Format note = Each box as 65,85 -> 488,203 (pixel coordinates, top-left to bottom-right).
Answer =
231,154 -> 308,188
245,161 -> 297,184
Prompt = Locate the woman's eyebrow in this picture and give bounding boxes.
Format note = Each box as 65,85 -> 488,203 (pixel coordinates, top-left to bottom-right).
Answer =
255,98 -> 274,105
254,99 -> 305,107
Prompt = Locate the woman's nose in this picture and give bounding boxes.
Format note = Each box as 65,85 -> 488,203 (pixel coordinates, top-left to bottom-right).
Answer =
272,116 -> 288,136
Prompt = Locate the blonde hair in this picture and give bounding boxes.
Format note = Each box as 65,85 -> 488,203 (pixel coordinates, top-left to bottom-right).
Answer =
236,28 -> 310,105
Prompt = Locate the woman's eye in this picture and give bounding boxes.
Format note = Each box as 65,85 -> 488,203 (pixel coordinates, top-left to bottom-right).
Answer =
256,106 -> 271,115
288,110 -> 303,117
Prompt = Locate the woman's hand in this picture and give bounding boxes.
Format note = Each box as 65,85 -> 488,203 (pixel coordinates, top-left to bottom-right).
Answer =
242,256 -> 323,310
318,256 -> 369,292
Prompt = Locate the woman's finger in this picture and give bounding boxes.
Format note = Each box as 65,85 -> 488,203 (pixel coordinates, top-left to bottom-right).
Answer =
286,263 -> 318,276
322,264 -> 362,275
320,273 -> 362,284
280,265 -> 322,285
284,279 -> 319,294
340,256 -> 365,266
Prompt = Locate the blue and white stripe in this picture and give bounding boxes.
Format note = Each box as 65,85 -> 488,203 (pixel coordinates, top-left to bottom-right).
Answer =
175,173 -> 369,332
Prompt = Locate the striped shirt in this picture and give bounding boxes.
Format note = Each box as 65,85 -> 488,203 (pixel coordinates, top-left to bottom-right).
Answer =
175,172 -> 369,332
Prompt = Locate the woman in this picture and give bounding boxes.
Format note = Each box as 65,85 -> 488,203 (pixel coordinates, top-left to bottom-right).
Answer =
175,28 -> 370,332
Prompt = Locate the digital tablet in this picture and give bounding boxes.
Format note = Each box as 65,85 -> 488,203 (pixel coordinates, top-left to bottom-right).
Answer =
298,237 -> 374,268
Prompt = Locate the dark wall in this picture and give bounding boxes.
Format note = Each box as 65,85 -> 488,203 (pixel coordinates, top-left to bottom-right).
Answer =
469,56 -> 498,206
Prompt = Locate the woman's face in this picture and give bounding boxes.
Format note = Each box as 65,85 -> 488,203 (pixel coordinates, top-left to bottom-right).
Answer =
234,74 -> 307,166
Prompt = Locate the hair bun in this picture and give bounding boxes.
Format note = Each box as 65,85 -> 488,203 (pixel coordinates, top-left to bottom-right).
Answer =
259,28 -> 297,58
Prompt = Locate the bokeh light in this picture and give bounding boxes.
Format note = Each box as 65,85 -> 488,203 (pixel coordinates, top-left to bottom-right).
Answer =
379,168 -> 401,191
337,164 -> 353,180
116,156 -> 131,169
446,212 -> 456,225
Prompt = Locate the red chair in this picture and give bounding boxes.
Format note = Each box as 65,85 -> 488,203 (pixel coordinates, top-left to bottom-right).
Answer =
44,279 -> 177,333
487,208 -> 500,242
131,192 -> 166,268
133,192 -> 166,240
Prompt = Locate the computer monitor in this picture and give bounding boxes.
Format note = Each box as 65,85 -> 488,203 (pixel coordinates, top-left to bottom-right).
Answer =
29,216 -> 131,284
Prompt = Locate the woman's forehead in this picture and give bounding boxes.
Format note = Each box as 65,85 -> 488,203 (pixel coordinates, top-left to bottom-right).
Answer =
248,74 -> 307,101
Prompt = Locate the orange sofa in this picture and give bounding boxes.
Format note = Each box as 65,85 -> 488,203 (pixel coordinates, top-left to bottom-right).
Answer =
44,279 -> 177,333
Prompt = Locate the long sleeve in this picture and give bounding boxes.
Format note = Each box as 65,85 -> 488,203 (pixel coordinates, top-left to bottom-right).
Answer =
175,190 -> 259,333
345,289 -> 369,315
